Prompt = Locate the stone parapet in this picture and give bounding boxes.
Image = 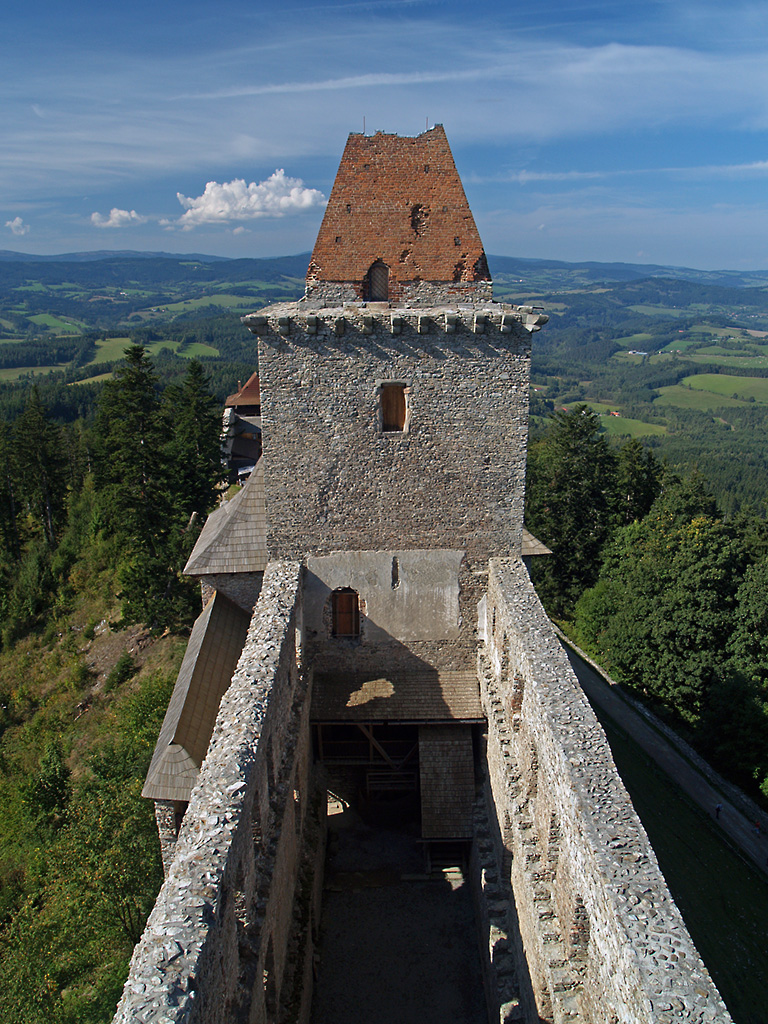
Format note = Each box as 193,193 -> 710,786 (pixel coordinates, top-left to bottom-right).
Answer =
243,300 -> 548,340
113,561 -> 321,1024
480,559 -> 731,1024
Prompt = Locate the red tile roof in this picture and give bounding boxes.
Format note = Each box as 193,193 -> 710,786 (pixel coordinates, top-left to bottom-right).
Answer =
224,370 -> 260,409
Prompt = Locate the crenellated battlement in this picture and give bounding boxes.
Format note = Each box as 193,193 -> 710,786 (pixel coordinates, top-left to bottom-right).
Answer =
243,301 -> 548,343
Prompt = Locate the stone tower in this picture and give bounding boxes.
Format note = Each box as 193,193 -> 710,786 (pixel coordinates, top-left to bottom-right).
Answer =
245,126 -> 546,689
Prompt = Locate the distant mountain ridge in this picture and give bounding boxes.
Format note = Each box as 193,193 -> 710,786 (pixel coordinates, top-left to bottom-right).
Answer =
0,249 -> 232,263
4,249 -> 768,289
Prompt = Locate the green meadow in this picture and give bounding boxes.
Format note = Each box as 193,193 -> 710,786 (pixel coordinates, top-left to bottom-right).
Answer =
654,385 -> 752,411
683,373 -> 768,403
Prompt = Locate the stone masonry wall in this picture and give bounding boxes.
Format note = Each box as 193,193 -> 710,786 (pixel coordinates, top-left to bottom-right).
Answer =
113,562 -> 324,1024
304,279 -> 493,308
200,571 -> 264,612
245,301 -> 543,669
480,559 -> 731,1024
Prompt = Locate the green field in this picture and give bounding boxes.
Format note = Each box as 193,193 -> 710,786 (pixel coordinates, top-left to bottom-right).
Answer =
69,371 -> 113,384
159,293 -> 261,312
91,337 -> 133,364
145,340 -> 219,359
654,385 -> 752,411
598,414 -> 666,437
558,403 -> 667,437
682,373 -> 768,403
0,364 -> 67,381
596,709 -> 768,1024
629,304 -> 690,318
612,351 -> 654,363
688,352 -> 768,369
611,332 -> 655,349
91,336 -> 219,365
28,313 -> 87,333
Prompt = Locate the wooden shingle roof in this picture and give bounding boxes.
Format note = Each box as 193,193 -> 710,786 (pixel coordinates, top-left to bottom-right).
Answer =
521,528 -> 552,557
184,461 -> 268,576
142,591 -> 251,802
312,668 -> 483,723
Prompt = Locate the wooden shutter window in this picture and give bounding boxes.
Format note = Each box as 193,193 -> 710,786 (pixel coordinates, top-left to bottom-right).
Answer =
332,589 -> 360,637
381,384 -> 406,432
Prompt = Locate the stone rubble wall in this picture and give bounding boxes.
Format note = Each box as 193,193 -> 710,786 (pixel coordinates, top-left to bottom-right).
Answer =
113,561 -> 322,1024
199,571 -> 264,612
304,279 -> 493,307
480,559 -> 731,1024
245,302 -> 544,670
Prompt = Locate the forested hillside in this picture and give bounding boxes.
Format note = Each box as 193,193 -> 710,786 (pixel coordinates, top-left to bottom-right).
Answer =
0,349 -> 223,1024
526,406 -> 768,803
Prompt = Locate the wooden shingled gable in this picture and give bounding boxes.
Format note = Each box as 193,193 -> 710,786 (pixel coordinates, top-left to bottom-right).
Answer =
307,125 -> 490,291
312,669 -> 483,723
184,461 -> 268,576
419,725 -> 475,839
521,528 -> 552,558
142,591 -> 251,803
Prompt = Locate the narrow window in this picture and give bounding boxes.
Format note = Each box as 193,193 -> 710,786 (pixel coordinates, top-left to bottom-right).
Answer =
365,260 -> 389,301
391,556 -> 400,590
332,588 -> 360,637
380,384 -> 407,432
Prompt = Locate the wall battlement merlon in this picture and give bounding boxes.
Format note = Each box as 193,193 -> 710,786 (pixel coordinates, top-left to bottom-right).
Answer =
242,302 -> 547,345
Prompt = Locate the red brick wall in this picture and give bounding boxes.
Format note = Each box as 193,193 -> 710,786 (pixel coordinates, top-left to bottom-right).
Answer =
307,125 -> 490,300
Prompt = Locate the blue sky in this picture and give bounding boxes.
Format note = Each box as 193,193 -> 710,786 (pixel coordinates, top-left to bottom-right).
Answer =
5,0 -> 768,268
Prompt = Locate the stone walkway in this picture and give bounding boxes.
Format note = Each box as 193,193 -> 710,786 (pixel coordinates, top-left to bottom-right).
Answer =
560,632 -> 768,877
310,811 -> 487,1024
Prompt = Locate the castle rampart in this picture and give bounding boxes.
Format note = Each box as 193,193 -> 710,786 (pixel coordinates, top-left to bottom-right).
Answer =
479,559 -> 730,1024
113,562 -> 323,1024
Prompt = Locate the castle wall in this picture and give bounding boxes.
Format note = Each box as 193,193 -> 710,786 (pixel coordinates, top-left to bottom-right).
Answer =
113,562 -> 324,1024
200,571 -> 263,612
480,558 -> 731,1024
247,302 -> 536,670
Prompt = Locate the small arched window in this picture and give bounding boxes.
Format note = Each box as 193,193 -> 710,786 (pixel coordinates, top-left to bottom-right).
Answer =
332,587 -> 360,637
365,260 -> 389,301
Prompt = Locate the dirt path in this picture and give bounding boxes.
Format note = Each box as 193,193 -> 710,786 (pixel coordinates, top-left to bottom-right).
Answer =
560,632 -> 768,876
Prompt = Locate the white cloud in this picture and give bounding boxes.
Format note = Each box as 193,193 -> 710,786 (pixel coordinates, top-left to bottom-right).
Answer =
90,207 -> 147,228
173,171 -> 326,230
5,216 -> 29,236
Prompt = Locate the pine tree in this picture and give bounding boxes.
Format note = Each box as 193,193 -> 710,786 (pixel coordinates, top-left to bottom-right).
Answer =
162,359 -> 222,522
12,388 -> 68,548
525,405 -> 617,615
95,346 -> 169,559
